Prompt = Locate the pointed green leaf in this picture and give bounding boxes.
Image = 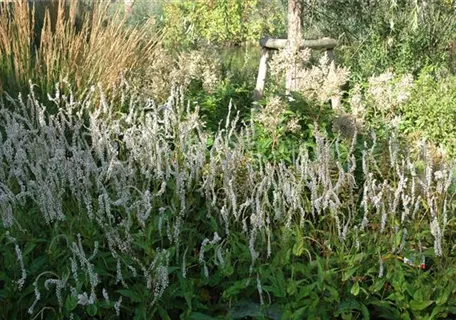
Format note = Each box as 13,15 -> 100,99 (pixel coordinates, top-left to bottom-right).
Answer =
86,303 -> 98,316
116,289 -> 142,302
410,299 -> 433,311
351,282 -> 360,296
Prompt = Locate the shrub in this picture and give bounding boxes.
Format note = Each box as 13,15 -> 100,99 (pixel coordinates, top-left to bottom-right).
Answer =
345,68 -> 456,158
300,1 -> 456,77
131,43 -> 256,130
400,69 -> 456,157
161,0 -> 286,48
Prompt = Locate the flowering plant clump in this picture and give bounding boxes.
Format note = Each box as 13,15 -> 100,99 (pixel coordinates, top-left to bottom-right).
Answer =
1,79 -> 456,317
134,44 -> 223,102
175,45 -> 222,93
269,42 -> 349,106
367,72 -> 414,116
255,96 -> 286,132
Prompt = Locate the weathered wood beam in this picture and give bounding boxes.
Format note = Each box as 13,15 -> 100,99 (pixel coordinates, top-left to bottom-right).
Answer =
253,47 -> 270,101
260,37 -> 337,50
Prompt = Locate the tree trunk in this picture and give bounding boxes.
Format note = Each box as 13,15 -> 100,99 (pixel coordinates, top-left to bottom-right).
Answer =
286,0 -> 302,93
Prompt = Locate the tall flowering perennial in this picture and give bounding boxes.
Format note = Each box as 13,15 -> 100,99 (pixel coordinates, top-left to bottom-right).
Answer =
0,81 -> 455,316
173,46 -> 222,93
269,42 -> 349,106
255,96 -> 286,132
368,72 -> 414,110
132,44 -> 223,102
365,72 -> 414,123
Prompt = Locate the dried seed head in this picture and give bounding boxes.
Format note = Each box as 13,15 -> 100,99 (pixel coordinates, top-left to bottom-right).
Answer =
332,113 -> 357,139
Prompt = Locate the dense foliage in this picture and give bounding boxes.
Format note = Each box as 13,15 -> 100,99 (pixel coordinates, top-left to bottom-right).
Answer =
160,0 -> 286,48
2,0 -> 456,319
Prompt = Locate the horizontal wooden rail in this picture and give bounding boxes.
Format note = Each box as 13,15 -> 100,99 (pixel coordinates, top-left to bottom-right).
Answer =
259,36 -> 337,50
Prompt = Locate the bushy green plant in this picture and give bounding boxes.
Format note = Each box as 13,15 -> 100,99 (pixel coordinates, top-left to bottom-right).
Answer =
187,79 -> 253,132
249,40 -> 351,163
131,42 -> 258,129
345,68 -> 456,158
302,0 -> 456,77
399,69 -> 456,157
161,0 -> 286,48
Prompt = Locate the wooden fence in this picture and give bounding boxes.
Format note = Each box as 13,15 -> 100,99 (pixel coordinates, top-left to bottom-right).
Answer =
254,36 -> 338,101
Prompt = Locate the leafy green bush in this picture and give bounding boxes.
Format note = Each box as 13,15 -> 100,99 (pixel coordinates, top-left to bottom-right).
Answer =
301,0 -> 456,77
187,78 -> 253,132
345,68 -> 456,158
161,0 -> 285,48
131,43 -> 259,129
399,70 -> 456,157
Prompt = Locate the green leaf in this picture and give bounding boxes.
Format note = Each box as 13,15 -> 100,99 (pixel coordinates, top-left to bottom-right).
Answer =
188,312 -> 219,320
430,305 -> 448,319
267,269 -> 286,298
221,261 -> 234,276
368,299 -> 401,318
229,302 -> 263,319
436,287 -> 451,306
157,306 -> 171,320
287,280 -> 298,296
394,230 -> 402,249
86,304 -> 98,316
134,307 -> 147,320
30,256 -> 47,273
350,282 -> 360,296
409,299 -> 433,311
412,287 -> 429,302
325,285 -> 340,303
64,295 -> 78,312
223,280 -> 247,299
337,299 -> 361,315
370,279 -> 385,293
292,306 -> 309,319
360,303 -> 370,319
297,284 -> 315,299
316,260 -> 324,291
116,289 -> 142,302
23,242 -> 37,256
342,266 -> 360,282
292,237 -> 304,256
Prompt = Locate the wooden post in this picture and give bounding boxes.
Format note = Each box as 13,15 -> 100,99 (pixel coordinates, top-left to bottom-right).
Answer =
253,47 -> 270,101
325,48 -> 335,63
286,0 -> 302,93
